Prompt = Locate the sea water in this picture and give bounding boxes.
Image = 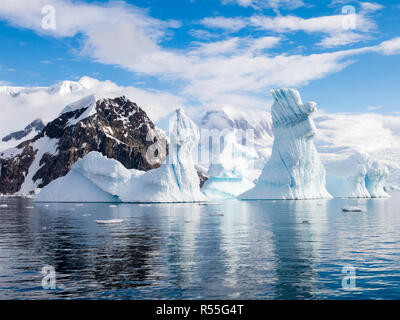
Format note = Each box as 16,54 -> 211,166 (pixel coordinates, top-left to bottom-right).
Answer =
0,193 -> 399,299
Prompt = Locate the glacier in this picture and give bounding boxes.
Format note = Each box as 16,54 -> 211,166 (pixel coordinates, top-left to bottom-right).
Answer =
239,88 -> 332,200
325,152 -> 389,198
35,109 -> 207,203
201,130 -> 259,200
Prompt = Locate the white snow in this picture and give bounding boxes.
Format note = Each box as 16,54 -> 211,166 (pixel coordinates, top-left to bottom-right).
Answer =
60,94 -> 97,126
239,88 -> 332,200
35,109 -> 208,203
15,136 -> 59,196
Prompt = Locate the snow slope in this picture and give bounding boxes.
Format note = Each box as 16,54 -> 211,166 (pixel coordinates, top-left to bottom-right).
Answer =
239,88 -> 332,200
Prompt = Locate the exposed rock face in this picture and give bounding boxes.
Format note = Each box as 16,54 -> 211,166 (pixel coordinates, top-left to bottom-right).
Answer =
0,95 -> 167,195
2,119 -> 45,142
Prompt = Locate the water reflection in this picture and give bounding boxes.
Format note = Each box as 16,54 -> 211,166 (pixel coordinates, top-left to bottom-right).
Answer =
0,194 -> 399,299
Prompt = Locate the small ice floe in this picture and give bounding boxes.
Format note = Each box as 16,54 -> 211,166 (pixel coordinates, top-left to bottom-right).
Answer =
138,204 -> 151,207
75,204 -> 83,207
95,219 -> 124,224
0,204 -> 8,208
108,205 -> 117,208
43,204 -> 49,207
26,206 -> 34,209
302,220 -> 310,224
82,213 -> 91,217
342,206 -> 365,212
209,213 -> 224,217
42,227 -> 47,231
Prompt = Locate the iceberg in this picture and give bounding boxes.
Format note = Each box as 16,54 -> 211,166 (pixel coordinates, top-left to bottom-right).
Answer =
202,130 -> 259,200
239,88 -> 332,200
35,109 -> 207,203
119,108 -> 207,202
326,152 -> 389,198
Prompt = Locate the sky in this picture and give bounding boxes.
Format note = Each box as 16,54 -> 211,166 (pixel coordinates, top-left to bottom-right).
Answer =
0,0 -> 399,114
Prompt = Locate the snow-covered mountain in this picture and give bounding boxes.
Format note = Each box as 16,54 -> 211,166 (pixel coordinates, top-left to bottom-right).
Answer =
0,80 -> 86,97
0,95 -> 166,196
2,119 -> 45,145
0,77 -> 181,151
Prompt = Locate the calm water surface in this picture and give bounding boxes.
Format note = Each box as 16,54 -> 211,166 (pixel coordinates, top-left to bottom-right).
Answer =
0,193 -> 400,299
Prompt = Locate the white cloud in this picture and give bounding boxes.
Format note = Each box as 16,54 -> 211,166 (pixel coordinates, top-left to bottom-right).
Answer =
190,36 -> 280,56
202,4 -> 379,47
360,2 -> 384,12
0,0 -> 398,113
376,37 -> 400,55
221,0 -> 305,11
200,16 -> 247,32
318,31 -> 368,48
250,13 -> 374,33
367,105 -> 382,111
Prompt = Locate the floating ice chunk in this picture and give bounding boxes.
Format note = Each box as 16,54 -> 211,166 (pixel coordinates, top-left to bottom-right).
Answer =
326,152 -> 389,198
342,206 -> 365,212
95,219 -> 123,224
0,204 -> 8,208
239,88 -> 332,200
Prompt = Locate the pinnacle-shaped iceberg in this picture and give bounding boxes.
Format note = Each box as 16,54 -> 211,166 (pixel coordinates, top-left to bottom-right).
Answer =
239,88 -> 332,200
35,109 -> 207,203
119,108 -> 207,202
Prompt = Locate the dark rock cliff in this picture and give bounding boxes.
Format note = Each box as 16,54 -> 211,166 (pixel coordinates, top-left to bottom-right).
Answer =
0,96 -> 167,195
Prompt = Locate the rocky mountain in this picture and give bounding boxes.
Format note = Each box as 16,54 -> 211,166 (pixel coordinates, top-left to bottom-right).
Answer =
2,119 -> 45,143
0,95 -> 167,195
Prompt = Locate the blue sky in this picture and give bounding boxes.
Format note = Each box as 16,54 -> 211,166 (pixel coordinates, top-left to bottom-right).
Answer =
0,0 -> 399,114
